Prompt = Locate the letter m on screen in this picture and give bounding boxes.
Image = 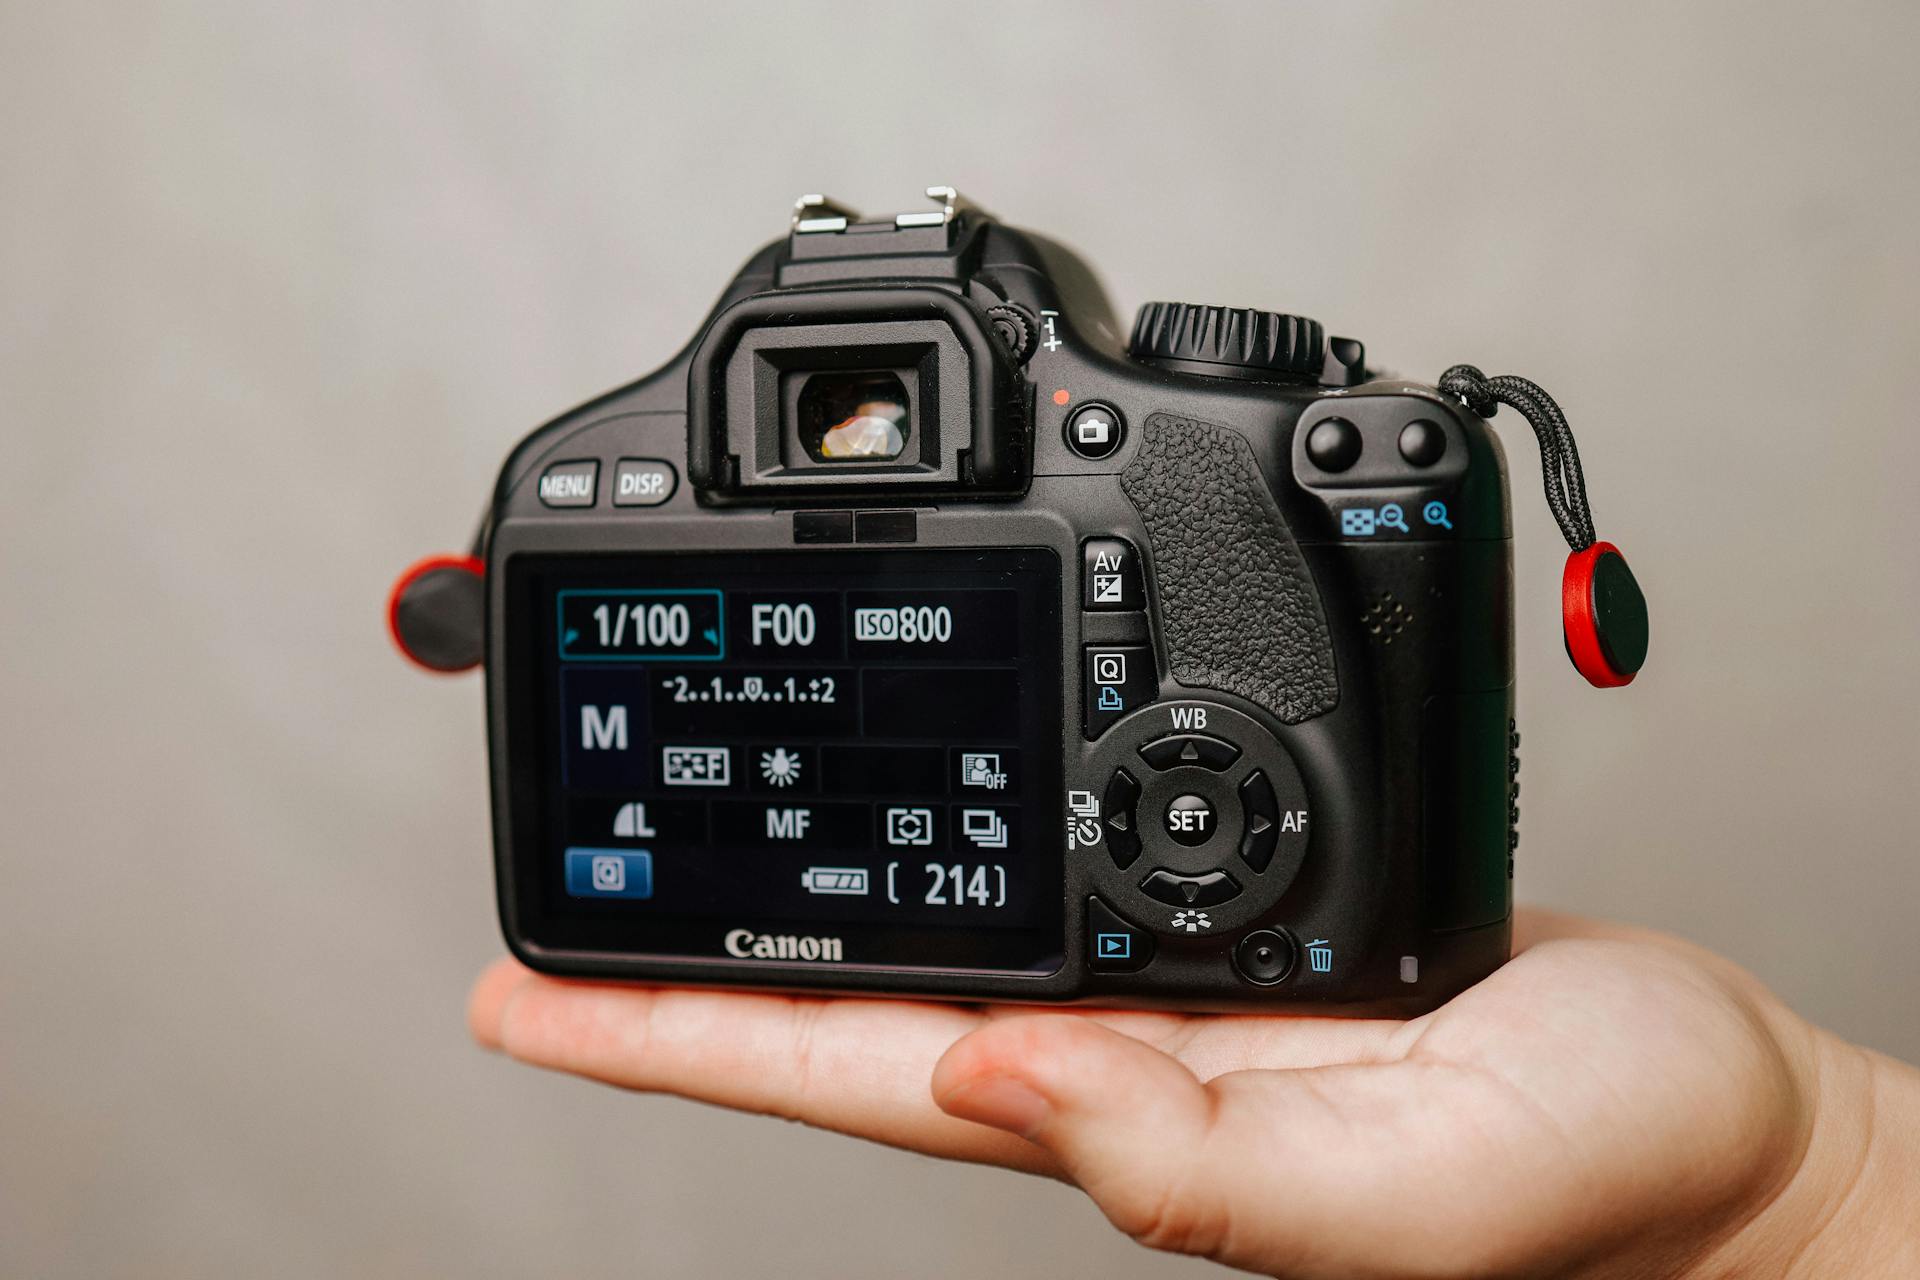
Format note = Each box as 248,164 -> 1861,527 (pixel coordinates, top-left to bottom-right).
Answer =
581,705 -> 628,750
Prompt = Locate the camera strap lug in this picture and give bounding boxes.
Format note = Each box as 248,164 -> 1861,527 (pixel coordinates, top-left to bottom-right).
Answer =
1440,364 -> 1649,688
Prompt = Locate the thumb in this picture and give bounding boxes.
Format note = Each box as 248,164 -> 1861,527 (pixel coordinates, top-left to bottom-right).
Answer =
931,1015 -> 1230,1257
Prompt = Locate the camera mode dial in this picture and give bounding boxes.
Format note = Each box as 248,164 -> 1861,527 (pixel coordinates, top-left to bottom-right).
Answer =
1130,301 -> 1327,383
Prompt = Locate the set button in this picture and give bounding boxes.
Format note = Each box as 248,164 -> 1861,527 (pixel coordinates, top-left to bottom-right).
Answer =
1163,794 -> 1217,846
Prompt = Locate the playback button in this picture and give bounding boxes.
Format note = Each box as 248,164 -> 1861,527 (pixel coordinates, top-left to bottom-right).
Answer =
1087,895 -> 1152,973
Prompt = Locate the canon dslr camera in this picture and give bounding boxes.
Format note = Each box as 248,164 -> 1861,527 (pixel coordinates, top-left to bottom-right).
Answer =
393,187 -> 1647,1014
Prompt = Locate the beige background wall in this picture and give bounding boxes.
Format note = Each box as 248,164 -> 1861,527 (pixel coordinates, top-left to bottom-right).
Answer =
3,3 -> 1916,1276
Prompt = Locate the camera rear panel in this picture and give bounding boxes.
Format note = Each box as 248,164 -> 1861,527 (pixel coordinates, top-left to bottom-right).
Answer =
482,199 -> 1515,1014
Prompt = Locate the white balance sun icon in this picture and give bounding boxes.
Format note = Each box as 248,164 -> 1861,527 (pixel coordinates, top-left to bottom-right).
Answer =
759,747 -> 803,788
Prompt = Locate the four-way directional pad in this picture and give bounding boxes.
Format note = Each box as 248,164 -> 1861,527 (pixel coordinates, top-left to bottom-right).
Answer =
1081,700 -> 1312,940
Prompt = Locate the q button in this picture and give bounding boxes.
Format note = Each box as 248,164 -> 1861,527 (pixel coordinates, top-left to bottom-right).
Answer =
613,458 -> 679,508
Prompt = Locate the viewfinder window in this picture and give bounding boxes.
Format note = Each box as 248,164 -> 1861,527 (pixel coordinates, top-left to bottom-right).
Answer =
797,371 -> 911,462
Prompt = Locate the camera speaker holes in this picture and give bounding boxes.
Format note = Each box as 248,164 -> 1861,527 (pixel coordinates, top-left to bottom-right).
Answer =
1362,592 -> 1413,644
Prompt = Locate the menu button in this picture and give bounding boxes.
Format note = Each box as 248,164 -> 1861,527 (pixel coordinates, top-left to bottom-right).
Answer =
538,460 -> 599,508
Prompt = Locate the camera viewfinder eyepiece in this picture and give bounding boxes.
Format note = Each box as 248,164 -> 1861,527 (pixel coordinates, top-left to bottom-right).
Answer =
686,285 -> 1029,502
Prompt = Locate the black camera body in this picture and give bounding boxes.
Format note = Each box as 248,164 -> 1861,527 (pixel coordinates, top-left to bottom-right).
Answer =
473,189 -> 1518,1014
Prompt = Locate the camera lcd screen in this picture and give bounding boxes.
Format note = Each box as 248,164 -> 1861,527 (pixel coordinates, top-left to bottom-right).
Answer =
506,548 -> 1064,975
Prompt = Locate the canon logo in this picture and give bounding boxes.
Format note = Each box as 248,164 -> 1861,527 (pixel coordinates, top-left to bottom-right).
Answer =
724,928 -> 845,963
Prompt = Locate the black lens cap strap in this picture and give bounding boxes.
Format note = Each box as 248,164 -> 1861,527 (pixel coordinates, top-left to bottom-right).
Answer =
1440,364 -> 1648,688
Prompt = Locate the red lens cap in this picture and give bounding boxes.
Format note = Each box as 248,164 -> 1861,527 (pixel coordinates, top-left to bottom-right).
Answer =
388,555 -> 485,674
1562,542 -> 1648,688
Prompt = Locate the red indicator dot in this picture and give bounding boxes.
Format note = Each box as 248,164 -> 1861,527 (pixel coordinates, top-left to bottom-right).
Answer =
1052,389 -> 1071,406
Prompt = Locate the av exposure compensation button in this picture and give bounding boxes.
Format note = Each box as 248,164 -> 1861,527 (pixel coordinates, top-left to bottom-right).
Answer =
1082,537 -> 1144,610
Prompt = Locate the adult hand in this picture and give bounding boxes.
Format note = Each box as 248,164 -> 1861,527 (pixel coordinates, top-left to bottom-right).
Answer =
469,910 -> 1918,1277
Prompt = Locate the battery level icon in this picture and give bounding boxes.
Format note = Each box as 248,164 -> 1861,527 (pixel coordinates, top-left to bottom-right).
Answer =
801,867 -> 870,896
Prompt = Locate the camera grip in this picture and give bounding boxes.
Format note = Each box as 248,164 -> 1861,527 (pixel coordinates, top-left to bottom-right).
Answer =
1120,413 -> 1338,724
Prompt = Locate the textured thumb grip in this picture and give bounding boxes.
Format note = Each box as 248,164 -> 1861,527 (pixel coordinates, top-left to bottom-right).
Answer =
1120,413 -> 1338,724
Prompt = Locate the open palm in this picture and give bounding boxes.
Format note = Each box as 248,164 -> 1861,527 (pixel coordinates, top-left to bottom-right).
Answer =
469,910 -> 1848,1278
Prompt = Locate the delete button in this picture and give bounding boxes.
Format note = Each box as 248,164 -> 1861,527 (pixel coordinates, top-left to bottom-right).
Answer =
613,458 -> 678,507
